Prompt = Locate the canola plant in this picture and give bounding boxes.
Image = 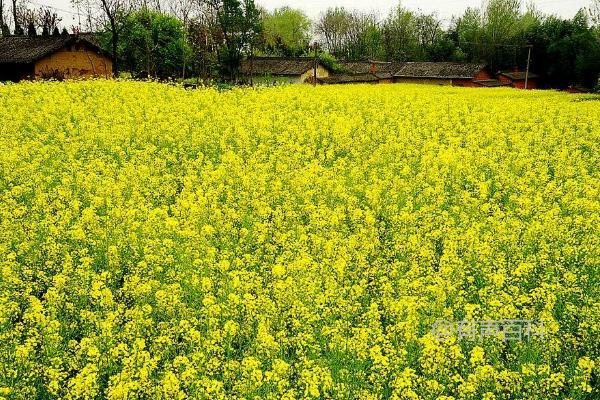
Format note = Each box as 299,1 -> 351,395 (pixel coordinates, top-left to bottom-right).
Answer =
0,81 -> 599,399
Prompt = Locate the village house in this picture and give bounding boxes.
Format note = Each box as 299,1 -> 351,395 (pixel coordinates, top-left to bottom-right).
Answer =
320,61 -> 504,87
318,73 -> 381,85
240,57 -> 330,84
392,62 -> 493,86
325,61 -> 401,84
0,35 -> 112,81
498,70 -> 539,89
242,57 -> 541,89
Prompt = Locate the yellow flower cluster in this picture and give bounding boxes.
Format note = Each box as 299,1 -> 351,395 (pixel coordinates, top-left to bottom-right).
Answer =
0,81 -> 599,399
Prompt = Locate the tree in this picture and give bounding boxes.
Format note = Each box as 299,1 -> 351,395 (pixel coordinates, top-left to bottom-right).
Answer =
37,8 -> 61,36
382,3 -> 418,61
76,0 -> 133,75
26,19 -> 34,35
315,7 -> 352,57
522,9 -> 600,88
17,5 -> 37,36
345,11 -> 384,60
116,9 -> 189,78
0,0 -> 5,36
414,12 -> 444,59
168,0 -> 196,78
187,4 -> 220,80
453,7 -> 482,62
588,0 -> 600,27
12,0 -> 22,34
205,0 -> 261,80
262,7 -> 310,56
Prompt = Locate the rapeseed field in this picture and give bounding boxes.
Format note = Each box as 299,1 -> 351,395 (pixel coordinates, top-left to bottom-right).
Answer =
0,81 -> 598,399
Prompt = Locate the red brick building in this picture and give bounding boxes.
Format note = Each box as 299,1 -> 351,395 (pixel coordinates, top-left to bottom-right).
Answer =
392,62 -> 493,87
498,71 -> 539,89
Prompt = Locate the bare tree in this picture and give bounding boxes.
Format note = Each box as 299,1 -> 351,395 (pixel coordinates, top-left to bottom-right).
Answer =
37,7 -> 61,35
383,3 -> 418,61
315,7 -> 352,57
588,0 -> 600,27
187,3 -> 220,80
74,0 -> 134,75
12,0 -> 21,34
0,0 -> 5,35
169,0 -> 195,77
344,11 -> 382,60
16,2 -> 37,35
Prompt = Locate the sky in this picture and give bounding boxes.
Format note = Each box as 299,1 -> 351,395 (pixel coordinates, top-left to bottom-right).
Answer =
41,0 -> 593,29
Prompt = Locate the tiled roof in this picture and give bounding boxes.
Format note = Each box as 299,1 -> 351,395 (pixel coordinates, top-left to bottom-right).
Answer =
499,71 -> 539,80
474,79 -> 511,87
318,73 -> 380,84
393,62 -> 487,79
340,61 -> 404,75
0,35 -> 109,64
241,57 -> 323,76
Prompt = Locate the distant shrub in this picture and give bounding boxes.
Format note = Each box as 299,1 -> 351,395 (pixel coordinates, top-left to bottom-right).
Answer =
318,52 -> 345,74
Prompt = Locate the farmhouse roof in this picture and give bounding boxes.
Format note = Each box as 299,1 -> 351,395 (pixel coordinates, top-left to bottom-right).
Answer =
474,79 -> 511,87
0,35 -> 110,64
499,71 -> 539,80
241,57 -> 326,76
393,62 -> 487,79
340,60 -> 404,75
319,73 -> 380,84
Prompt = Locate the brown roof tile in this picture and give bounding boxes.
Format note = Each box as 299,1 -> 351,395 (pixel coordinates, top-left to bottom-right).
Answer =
319,73 -> 380,84
474,79 -> 511,87
241,57 -> 324,76
340,60 -> 404,75
0,35 -> 110,64
499,71 -> 539,80
393,62 -> 487,79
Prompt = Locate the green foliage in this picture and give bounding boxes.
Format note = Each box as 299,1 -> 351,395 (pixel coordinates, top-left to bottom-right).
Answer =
117,9 -> 189,78
382,4 -> 419,61
450,0 -> 600,87
97,9 -> 189,79
525,11 -> 600,88
317,52 -> 345,74
262,7 -> 311,56
214,0 -> 262,80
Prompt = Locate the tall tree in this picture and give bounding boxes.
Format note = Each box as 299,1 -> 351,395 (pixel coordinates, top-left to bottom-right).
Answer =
37,8 -> 61,36
0,0 -> 5,36
169,0 -> 196,77
345,11 -> 384,60
315,7 -> 352,57
187,4 -> 220,79
587,0 -> 600,27
116,9 -> 189,78
414,12 -> 443,59
205,0 -> 261,80
262,6 -> 310,56
75,0 -> 133,75
382,3 -> 418,61
12,0 -> 21,34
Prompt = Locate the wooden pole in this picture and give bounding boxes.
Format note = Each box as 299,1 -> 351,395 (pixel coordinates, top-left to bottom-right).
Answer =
313,43 -> 317,87
524,45 -> 532,90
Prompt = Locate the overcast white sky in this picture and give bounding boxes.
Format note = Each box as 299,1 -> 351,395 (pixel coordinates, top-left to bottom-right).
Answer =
45,0 -> 592,28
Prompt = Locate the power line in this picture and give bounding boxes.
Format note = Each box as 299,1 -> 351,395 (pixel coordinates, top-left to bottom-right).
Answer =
28,1 -> 89,16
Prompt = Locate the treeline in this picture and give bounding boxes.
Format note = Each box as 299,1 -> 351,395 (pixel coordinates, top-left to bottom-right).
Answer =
1,0 -> 599,88
315,1 -> 600,88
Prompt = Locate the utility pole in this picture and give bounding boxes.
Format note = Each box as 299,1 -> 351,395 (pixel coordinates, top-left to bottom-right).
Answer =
313,42 -> 318,87
524,44 -> 532,90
